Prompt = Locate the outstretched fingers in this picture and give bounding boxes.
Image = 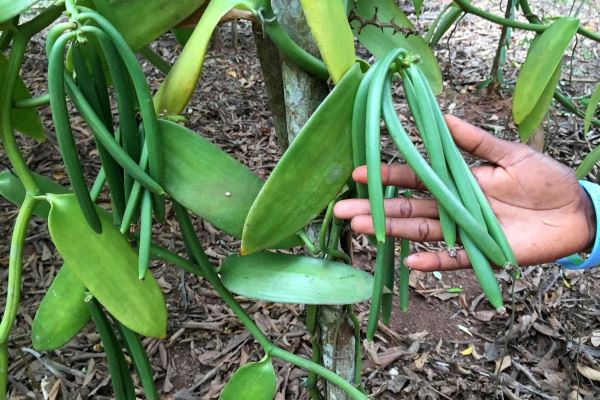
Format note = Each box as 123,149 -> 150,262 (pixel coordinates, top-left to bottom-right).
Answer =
352,164 -> 425,188
350,215 -> 443,241
334,197 -> 438,220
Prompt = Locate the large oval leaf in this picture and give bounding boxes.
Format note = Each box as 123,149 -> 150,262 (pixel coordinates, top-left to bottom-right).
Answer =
0,170 -> 68,218
0,173 -> 90,349
513,17 -> 579,123
242,63 -> 362,254
221,253 -> 374,304
0,0 -> 42,23
158,119 -> 301,248
220,355 -> 276,400
32,266 -> 89,350
352,0 -> 442,95
0,53 -> 45,142
517,62 -> 562,142
103,0 -> 208,51
154,0 -> 257,114
300,0 -> 356,83
46,193 -> 167,338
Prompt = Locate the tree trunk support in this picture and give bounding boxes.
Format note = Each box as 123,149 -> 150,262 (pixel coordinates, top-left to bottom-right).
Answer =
253,26 -> 289,149
269,1 -> 356,399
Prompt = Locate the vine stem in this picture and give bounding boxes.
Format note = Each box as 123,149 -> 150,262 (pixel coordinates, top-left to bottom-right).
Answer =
518,0 -> 542,24
554,90 -> 600,127
270,347 -> 366,400
0,34 -> 38,194
453,0 -> 600,42
0,195 -> 38,398
148,243 -> 367,399
13,93 -> 50,109
204,258 -> 365,398
0,6 -> 63,195
0,8 -> 62,396
138,46 -> 171,75
65,0 -> 79,20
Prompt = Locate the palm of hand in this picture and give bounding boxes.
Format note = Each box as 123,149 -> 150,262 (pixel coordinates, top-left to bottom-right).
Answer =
334,115 -> 596,271
475,149 -> 594,266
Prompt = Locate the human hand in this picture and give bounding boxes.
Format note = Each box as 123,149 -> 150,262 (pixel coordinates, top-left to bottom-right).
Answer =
334,115 -> 596,272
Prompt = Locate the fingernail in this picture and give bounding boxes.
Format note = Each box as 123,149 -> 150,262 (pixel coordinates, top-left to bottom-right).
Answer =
403,254 -> 416,268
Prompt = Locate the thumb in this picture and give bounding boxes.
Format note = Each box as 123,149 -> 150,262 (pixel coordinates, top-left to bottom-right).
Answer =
444,114 -> 528,167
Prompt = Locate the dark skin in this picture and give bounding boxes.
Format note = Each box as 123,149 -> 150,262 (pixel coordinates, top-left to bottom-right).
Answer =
334,115 -> 596,272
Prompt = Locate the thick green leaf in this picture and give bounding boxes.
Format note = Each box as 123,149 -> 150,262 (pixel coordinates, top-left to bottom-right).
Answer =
412,0 -> 423,16
32,266 -> 89,350
220,355 -> 276,400
352,0 -> 442,95
157,119 -> 301,248
0,53 -> 45,141
0,170 -> 68,218
517,62 -> 561,141
221,253 -> 374,304
242,63 -> 362,254
355,0 -> 413,28
0,172 -> 89,350
46,193 -> 167,338
300,0 -> 356,83
154,0 -> 257,114
0,0 -> 42,23
513,17 -> 579,124
104,0 -> 208,51
577,144 -> 600,178
584,82 -> 600,135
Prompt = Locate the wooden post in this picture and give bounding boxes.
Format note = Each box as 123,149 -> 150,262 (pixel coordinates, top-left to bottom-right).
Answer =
266,1 -> 356,398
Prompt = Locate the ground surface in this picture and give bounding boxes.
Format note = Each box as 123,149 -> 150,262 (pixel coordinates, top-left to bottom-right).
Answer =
2,0 -> 600,399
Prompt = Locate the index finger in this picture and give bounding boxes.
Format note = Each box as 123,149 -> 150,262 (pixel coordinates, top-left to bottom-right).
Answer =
352,164 -> 425,189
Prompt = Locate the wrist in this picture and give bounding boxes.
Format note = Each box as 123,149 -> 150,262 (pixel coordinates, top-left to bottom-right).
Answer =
557,181 -> 600,270
581,185 -> 596,252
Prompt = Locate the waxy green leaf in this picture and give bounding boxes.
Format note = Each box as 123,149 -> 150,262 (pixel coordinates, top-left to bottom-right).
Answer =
154,0 -> 257,114
352,0 -> 442,95
577,144 -> 600,179
584,82 -> 600,135
517,62 -> 561,141
412,0 -> 424,16
32,266 -> 89,350
221,253 -> 374,304
158,119 -> 261,236
513,17 -> 579,124
242,63 -> 362,254
0,53 -> 45,142
0,0 -> 42,23
46,193 -> 167,338
220,355 -> 276,400
103,0 -> 208,51
158,119 -> 301,248
0,170 -> 68,218
0,172 -> 90,349
300,0 -> 356,83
